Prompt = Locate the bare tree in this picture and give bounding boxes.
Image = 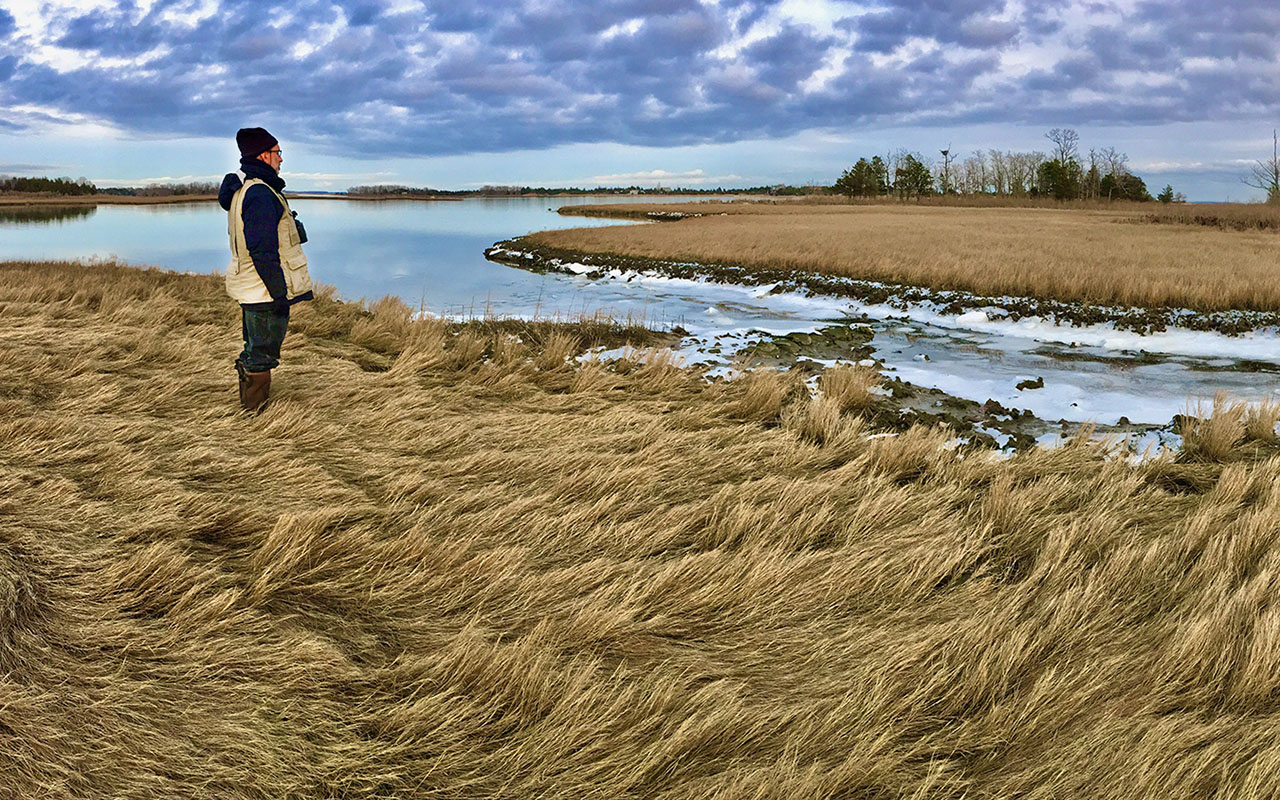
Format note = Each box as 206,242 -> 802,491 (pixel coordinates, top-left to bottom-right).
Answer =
1007,151 -> 1045,196
1045,128 -> 1080,164
1096,146 -> 1130,200
988,149 -> 1009,195
1084,150 -> 1101,200
1098,146 -> 1129,178
1244,129 -> 1280,204
960,153 -> 989,194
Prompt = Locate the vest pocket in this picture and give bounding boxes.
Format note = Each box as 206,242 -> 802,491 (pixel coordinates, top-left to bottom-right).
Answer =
281,251 -> 307,272
281,251 -> 312,297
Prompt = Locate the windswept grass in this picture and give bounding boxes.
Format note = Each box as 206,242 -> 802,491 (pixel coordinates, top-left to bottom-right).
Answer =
819,363 -> 881,414
540,203 -> 1280,313
4,260 -> 1280,798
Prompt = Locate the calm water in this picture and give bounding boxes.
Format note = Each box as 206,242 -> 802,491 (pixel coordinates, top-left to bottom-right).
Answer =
0,196 -> 713,322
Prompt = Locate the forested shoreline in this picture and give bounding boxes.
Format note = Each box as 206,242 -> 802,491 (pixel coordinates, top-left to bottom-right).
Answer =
833,128 -> 1183,203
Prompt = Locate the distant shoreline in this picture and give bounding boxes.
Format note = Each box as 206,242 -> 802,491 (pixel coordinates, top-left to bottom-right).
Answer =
0,191 -> 734,208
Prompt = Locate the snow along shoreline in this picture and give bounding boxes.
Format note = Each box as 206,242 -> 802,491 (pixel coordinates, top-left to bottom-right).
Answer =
484,240 -> 1280,452
484,240 -> 1280,363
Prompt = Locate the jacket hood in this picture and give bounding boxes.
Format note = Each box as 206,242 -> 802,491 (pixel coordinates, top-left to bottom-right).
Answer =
218,172 -> 242,210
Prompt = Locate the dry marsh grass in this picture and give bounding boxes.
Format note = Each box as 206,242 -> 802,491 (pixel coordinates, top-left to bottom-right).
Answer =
1181,394 -> 1280,463
1134,202 -> 1280,232
4,260 -> 1280,797
539,203 -> 1280,312
818,363 -> 880,413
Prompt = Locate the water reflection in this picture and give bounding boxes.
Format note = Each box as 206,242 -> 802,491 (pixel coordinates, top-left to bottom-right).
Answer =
0,196 -> 666,313
0,205 -> 97,226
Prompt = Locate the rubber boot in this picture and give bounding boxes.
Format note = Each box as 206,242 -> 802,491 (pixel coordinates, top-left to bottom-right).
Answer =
241,369 -> 272,414
236,361 -> 250,408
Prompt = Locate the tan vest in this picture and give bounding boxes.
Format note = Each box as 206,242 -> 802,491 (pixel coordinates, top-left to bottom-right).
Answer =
226,177 -> 313,304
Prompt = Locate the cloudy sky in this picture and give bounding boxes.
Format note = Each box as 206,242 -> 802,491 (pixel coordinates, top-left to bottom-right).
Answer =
1,0 -> 1277,199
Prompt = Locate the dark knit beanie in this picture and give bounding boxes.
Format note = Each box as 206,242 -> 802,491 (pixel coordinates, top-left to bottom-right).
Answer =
236,127 -> 278,158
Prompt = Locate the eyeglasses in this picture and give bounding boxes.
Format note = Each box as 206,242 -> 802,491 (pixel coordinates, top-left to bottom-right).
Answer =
266,149 -> 282,156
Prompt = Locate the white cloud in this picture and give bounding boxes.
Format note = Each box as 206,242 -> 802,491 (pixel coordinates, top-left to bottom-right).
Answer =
4,0 -> 115,33
868,36 -> 941,70
579,168 -> 745,186
710,0 -> 857,61
1109,70 -> 1179,90
91,173 -> 222,185
0,105 -> 125,139
90,169 -> 397,188
386,0 -> 424,15
800,46 -> 851,94
1181,57 -> 1224,73
157,0 -> 220,28
290,6 -> 349,60
599,18 -> 643,41
638,95 -> 672,120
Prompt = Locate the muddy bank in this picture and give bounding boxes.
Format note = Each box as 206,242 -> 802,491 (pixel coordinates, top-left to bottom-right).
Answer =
711,323 -> 1175,452
555,207 -> 707,221
486,237 -> 1280,336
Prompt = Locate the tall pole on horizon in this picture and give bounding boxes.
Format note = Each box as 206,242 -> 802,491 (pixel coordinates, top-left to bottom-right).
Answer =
940,145 -> 953,195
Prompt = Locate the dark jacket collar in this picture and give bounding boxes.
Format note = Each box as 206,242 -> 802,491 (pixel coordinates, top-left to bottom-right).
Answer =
239,157 -> 286,191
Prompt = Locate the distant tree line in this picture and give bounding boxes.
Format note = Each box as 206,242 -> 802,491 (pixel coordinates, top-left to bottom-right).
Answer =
347,184 -> 456,196
0,175 -> 98,195
833,129 -> 1186,203
99,182 -> 219,196
0,175 -> 225,197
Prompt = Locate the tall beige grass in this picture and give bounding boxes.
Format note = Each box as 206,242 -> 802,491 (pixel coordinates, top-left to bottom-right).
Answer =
1182,393 -> 1280,461
3,259 -> 1280,798
1134,202 -> 1280,232
818,363 -> 880,413
537,204 -> 1280,312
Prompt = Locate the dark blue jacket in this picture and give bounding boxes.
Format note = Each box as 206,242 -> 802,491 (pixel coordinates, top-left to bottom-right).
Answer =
219,158 -> 312,309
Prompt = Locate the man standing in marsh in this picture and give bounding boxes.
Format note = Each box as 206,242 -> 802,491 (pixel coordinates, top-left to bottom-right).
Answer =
219,127 -> 314,414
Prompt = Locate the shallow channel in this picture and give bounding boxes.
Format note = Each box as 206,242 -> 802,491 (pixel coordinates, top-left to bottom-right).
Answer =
483,244 -> 1280,436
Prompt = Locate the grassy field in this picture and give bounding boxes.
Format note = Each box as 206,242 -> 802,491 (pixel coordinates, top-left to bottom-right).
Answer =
536,203 -> 1280,313
2,259 -> 1280,797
